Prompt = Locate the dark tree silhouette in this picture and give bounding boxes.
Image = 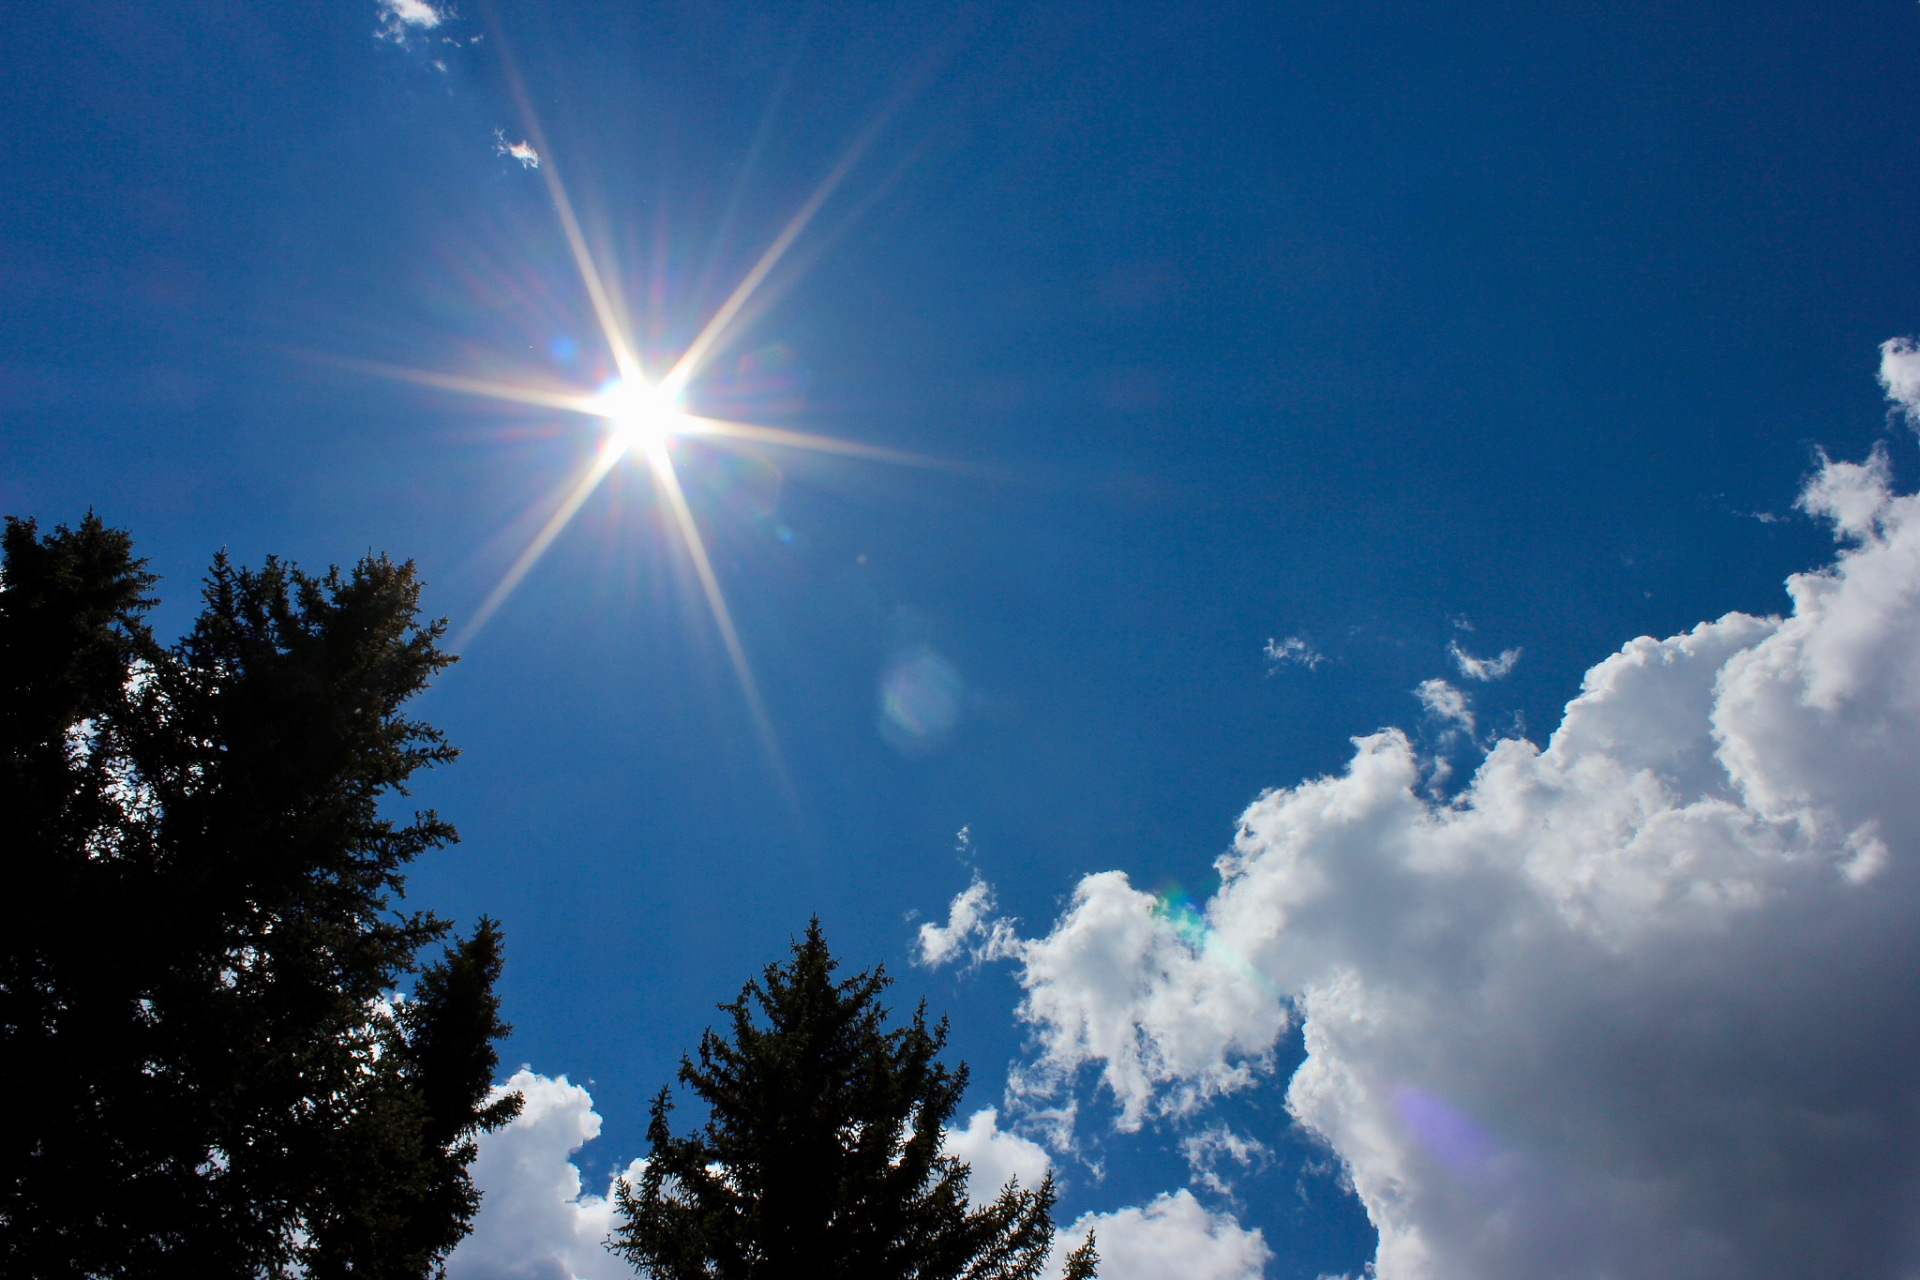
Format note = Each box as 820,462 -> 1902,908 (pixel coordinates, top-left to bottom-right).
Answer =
612,920 -> 1097,1280
0,513 -> 519,1279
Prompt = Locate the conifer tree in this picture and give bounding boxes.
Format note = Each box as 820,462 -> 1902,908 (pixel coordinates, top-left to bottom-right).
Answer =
0,514 -> 519,1279
611,920 -> 1097,1280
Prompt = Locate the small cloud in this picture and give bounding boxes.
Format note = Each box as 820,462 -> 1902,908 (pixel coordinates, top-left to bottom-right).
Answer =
1180,1125 -> 1270,1196
1448,640 -> 1520,681
1878,336 -> 1920,423
494,129 -> 540,169
1415,677 -> 1474,735
1263,635 -> 1324,671
914,871 -> 1017,969
376,0 -> 446,41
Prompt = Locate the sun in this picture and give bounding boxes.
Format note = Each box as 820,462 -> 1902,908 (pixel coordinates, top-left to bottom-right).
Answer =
342,86 -> 949,792
594,378 -> 685,457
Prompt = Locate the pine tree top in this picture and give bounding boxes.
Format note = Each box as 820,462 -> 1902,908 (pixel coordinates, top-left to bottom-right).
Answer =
613,920 -> 1094,1280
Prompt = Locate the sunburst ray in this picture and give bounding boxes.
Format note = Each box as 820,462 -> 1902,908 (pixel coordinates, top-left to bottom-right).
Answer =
347,55 -> 931,793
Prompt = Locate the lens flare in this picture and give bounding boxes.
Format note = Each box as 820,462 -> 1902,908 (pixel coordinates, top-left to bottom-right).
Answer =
1150,882 -> 1274,995
879,646 -> 963,756
1392,1087 -> 1515,1187
594,378 -> 685,456
333,50 -> 953,799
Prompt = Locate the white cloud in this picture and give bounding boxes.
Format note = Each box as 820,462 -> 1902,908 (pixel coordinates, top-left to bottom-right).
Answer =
1412,677 -> 1472,735
953,418 -> 1920,1274
446,1071 -> 640,1280
1446,641 -> 1520,681
943,1110 -> 1269,1280
1053,1191 -> 1270,1280
944,1107 -> 1054,1208
1878,336 -> 1920,418
494,129 -> 541,169
1000,868 -> 1281,1130
376,0 -> 445,40
1181,1125 -> 1270,1196
915,871 -> 1017,969
1265,636 -> 1325,670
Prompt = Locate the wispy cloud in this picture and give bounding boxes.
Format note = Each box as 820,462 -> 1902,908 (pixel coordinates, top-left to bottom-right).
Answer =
1413,676 -> 1473,736
1448,640 -> 1520,681
1263,635 -> 1324,671
1180,1125 -> 1270,1196
914,869 -> 1016,969
493,129 -> 540,169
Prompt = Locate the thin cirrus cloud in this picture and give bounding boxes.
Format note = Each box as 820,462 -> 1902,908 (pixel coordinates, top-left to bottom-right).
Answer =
922,345 -> 1920,1279
452,1073 -> 1265,1280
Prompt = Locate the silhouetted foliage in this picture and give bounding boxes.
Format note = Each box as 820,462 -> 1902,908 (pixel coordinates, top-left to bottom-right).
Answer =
612,920 -> 1097,1280
0,513 -> 518,1279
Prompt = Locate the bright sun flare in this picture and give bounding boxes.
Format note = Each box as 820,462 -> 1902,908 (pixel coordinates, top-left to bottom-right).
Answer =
348,87 -> 948,795
594,379 -> 683,456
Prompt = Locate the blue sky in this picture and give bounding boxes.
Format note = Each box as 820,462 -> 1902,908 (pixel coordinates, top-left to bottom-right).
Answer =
9,3 -> 1920,1277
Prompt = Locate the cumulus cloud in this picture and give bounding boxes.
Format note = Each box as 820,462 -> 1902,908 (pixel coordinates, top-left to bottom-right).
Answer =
944,1107 -> 1053,1208
1446,641 -> 1520,681
445,1071 -> 639,1280
454,1073 -> 1249,1280
1264,636 -> 1325,671
941,1110 -> 1270,1280
1054,1191 -> 1270,1280
494,129 -> 541,169
939,406 -> 1920,1273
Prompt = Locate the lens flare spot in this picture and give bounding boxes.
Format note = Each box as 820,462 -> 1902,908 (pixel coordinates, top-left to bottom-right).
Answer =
879,646 -> 962,755
1393,1087 -> 1509,1183
1152,884 -> 1211,949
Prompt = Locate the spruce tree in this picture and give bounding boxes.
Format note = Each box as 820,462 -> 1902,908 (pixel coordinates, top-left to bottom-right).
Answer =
0,514 -> 519,1279
611,920 -> 1097,1280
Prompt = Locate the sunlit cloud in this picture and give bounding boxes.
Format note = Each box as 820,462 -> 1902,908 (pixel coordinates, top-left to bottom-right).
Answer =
928,422 -> 1920,1278
376,0 -> 444,41
445,1070 -> 641,1280
1055,1191 -> 1269,1280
